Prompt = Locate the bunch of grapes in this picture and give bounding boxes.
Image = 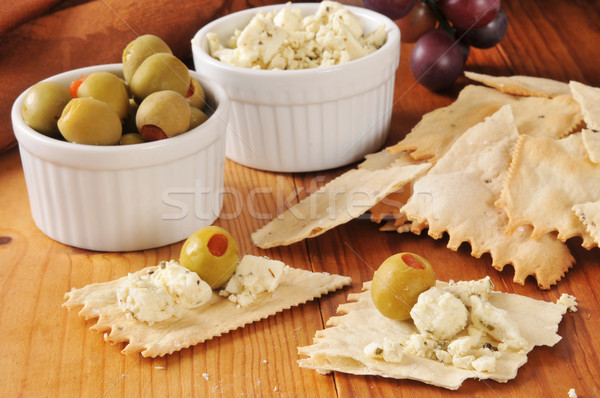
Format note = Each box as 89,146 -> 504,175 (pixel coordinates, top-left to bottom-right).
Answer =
364,0 -> 508,91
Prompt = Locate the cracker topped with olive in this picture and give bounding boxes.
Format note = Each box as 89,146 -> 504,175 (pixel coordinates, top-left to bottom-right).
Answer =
299,253 -> 576,390
21,34 -> 208,145
63,226 -> 352,357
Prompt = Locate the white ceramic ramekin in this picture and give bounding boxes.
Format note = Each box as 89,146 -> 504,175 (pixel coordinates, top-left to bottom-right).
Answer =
12,64 -> 229,252
192,3 -> 400,172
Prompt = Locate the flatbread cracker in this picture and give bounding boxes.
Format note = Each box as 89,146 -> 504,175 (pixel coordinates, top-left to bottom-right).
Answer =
570,80 -> 600,130
498,133 -> 599,248
251,163 -> 431,249
298,281 -> 568,390
465,71 -> 571,98
64,262 -> 351,357
582,129 -> 600,164
369,187 -> 412,227
573,201 -> 600,246
358,150 -> 426,229
402,106 -> 574,288
387,85 -> 582,162
357,149 -> 422,171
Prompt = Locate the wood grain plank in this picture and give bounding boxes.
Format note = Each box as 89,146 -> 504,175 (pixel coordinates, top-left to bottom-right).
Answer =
2,0 -> 600,397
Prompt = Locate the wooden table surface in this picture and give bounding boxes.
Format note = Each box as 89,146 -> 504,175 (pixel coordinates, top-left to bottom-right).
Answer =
2,0 -> 600,396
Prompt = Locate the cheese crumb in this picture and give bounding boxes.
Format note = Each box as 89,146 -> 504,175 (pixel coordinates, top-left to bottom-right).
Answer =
557,294 -> 578,312
363,338 -> 403,362
410,286 -> 469,340
220,255 -> 288,307
568,388 -> 577,398
470,295 -> 529,351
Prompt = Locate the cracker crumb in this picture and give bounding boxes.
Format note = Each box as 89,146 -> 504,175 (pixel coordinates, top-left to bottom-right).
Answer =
557,294 -> 578,312
568,388 -> 577,398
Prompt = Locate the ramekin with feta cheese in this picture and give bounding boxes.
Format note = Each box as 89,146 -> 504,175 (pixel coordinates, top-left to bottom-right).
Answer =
192,1 -> 400,172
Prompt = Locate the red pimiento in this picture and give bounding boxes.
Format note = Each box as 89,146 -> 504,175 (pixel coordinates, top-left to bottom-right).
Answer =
69,75 -> 87,98
207,233 -> 229,257
140,125 -> 168,141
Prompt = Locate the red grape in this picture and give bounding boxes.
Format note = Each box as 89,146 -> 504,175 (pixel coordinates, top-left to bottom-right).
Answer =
397,1 -> 437,43
410,29 -> 465,91
437,0 -> 500,30
363,0 -> 418,21
456,8 -> 508,49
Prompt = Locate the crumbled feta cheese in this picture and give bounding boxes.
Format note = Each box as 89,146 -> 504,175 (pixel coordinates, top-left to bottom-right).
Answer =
442,276 -> 494,307
363,341 -> 383,359
557,293 -> 578,312
220,255 -> 288,307
116,260 -> 212,325
363,338 -> 403,362
470,295 -> 529,351
410,286 -> 469,340
452,354 -> 476,370
471,355 -> 497,373
568,388 -> 578,398
389,278 -> 528,373
207,1 -> 386,70
403,333 -> 439,359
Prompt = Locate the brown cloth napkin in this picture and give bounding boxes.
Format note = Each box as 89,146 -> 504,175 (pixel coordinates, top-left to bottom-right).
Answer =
0,0 -> 309,153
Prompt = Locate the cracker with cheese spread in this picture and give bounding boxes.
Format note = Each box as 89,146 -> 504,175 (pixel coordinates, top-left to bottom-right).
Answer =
401,106 -> 574,288
251,163 -> 431,249
63,256 -> 351,357
298,280 -> 571,390
386,85 -> 582,162
464,71 -> 571,98
497,134 -> 599,249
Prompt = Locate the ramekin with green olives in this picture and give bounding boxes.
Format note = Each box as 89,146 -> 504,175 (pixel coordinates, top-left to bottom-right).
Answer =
12,63 -> 229,251
21,34 -> 210,146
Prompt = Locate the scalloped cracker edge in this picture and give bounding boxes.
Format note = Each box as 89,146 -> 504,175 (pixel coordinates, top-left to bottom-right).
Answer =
570,80 -> 600,130
573,201 -> 600,246
465,71 -> 571,98
402,106 -> 574,288
298,281 -> 568,390
387,85 -> 582,162
582,129 -> 600,164
251,163 -> 431,249
63,259 -> 351,357
497,134 -> 598,249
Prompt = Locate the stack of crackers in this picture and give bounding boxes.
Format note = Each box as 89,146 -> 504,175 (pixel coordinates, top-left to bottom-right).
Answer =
253,71 -> 600,289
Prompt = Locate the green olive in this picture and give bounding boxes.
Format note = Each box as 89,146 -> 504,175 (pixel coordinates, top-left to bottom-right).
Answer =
179,226 -> 240,289
58,98 -> 122,145
76,72 -> 130,120
136,90 -> 190,140
130,53 -> 190,100
186,77 -> 206,109
370,253 -> 436,320
189,106 -> 209,129
122,34 -> 172,84
22,81 -> 72,137
119,133 -> 145,145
